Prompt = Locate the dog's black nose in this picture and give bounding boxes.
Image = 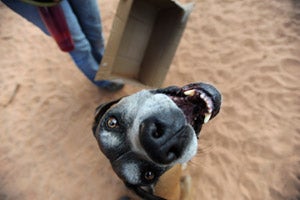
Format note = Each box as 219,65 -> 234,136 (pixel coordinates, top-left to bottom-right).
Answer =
139,117 -> 190,164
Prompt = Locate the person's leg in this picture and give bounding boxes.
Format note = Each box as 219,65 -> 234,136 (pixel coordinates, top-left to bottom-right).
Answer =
68,0 -> 104,64
58,0 -> 102,83
61,0 -> 123,91
66,0 -> 123,90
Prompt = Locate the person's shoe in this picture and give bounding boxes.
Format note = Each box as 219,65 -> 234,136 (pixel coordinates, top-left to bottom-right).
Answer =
95,79 -> 124,92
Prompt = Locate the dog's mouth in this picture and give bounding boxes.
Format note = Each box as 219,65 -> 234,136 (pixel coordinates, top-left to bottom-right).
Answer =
154,82 -> 221,135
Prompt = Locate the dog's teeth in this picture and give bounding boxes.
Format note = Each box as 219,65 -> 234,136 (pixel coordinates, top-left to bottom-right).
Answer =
200,93 -> 205,99
207,103 -> 213,111
184,89 -> 196,96
204,113 -> 212,124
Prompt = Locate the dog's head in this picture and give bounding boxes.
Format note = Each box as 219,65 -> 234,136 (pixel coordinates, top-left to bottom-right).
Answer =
92,82 -> 221,198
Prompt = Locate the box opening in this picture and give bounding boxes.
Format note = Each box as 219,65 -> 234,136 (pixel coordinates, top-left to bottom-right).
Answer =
95,0 -> 193,87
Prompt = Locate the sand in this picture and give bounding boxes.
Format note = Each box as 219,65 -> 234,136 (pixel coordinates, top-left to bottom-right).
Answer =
0,0 -> 299,199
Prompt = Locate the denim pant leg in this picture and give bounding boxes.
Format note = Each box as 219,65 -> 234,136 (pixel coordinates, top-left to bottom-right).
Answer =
59,0 -> 107,85
68,0 -> 105,64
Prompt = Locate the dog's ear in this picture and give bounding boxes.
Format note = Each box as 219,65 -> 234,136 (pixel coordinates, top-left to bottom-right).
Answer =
92,98 -> 121,135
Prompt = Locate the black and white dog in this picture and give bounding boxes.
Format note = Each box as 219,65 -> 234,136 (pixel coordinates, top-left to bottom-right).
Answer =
92,82 -> 221,199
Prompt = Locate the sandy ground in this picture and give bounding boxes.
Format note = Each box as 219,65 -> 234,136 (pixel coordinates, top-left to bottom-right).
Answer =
0,0 -> 300,199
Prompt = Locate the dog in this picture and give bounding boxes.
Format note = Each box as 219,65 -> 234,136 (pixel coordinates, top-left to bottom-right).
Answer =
92,82 -> 222,200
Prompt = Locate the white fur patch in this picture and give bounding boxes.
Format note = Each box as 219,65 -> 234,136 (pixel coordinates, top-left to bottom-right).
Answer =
122,163 -> 141,185
100,130 -> 122,148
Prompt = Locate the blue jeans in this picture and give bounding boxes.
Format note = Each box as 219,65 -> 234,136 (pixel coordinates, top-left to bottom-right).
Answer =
2,0 -> 110,87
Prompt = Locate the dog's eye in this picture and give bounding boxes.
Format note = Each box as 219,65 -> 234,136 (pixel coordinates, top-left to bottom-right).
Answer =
144,171 -> 155,181
107,117 -> 118,128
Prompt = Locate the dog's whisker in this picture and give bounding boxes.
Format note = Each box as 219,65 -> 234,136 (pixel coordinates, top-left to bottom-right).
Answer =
197,143 -> 216,154
186,160 -> 198,167
186,157 -> 212,170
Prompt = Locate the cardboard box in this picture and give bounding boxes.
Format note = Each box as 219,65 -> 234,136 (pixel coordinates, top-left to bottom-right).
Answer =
95,0 -> 194,88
